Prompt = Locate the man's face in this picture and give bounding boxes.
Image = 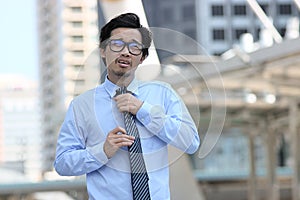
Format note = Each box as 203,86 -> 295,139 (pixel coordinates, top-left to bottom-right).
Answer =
101,27 -> 145,84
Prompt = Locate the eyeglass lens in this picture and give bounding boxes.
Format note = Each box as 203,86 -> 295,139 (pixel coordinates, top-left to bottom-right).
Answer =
109,40 -> 143,55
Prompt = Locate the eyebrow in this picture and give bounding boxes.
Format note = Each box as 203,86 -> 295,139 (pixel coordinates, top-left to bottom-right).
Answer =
132,39 -> 142,44
111,38 -> 142,44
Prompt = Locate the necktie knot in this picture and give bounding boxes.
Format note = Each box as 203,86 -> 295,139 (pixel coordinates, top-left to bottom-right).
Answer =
115,86 -> 133,97
116,86 -> 127,96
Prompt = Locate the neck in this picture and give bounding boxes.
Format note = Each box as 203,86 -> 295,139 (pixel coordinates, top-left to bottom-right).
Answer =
108,75 -> 134,87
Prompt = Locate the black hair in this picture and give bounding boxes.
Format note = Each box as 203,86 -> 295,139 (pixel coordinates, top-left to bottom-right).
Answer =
99,13 -> 152,58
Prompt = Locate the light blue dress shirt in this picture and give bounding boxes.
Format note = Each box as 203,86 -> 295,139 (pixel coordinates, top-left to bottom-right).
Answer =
54,77 -> 200,200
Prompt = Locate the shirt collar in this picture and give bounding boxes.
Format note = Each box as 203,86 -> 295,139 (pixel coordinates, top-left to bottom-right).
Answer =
103,76 -> 140,98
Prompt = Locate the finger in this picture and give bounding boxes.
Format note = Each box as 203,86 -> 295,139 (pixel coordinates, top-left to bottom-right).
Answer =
110,126 -> 127,135
114,137 -> 134,144
114,94 -> 132,103
108,128 -> 135,141
118,105 -> 130,113
109,137 -> 134,148
116,141 -> 134,147
113,94 -> 126,101
109,134 -> 135,141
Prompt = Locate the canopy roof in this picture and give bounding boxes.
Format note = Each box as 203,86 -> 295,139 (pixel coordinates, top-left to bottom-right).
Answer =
157,37 -> 300,127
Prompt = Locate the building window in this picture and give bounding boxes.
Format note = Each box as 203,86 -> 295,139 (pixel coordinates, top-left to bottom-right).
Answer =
182,4 -> 195,20
212,5 -> 224,16
75,79 -> 85,86
72,21 -> 83,28
73,50 -> 84,56
74,65 -> 82,68
71,7 -> 82,13
73,65 -> 83,72
255,27 -> 261,40
278,4 -> 292,15
72,35 -> 83,42
278,27 -> 286,37
234,29 -> 248,40
212,29 -> 225,40
259,4 -> 269,15
213,51 -> 224,56
233,5 -> 247,16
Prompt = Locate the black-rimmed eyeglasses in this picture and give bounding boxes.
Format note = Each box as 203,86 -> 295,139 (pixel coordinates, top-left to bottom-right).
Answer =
106,39 -> 144,56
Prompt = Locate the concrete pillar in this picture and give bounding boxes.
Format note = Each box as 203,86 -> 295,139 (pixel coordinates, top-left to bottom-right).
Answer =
248,130 -> 257,200
265,117 -> 279,200
290,99 -> 300,200
168,146 -> 205,200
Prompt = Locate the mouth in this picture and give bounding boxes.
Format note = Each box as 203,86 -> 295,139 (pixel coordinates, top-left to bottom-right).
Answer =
116,58 -> 131,68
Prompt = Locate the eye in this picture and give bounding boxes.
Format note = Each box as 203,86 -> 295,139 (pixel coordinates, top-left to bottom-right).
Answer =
129,42 -> 143,50
111,40 -> 125,47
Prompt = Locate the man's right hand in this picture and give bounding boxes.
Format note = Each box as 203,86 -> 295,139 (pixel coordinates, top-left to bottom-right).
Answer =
103,126 -> 135,159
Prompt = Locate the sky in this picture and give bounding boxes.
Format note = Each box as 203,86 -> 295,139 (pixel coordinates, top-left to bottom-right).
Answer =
0,0 -> 37,81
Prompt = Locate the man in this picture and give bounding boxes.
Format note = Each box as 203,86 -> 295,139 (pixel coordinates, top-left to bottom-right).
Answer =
54,13 -> 200,200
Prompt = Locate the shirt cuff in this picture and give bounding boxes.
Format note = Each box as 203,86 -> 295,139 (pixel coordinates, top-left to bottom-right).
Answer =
136,101 -> 152,125
87,141 -> 109,165
137,102 -> 166,133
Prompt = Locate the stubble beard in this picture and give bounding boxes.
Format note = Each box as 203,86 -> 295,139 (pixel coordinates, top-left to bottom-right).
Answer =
113,70 -> 130,78
113,58 -> 132,78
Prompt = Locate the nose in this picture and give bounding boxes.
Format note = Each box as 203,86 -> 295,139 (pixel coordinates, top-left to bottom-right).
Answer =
120,45 -> 130,56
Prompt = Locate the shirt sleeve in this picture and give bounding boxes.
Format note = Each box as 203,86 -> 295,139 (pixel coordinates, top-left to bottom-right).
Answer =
136,85 -> 200,154
53,101 -> 108,176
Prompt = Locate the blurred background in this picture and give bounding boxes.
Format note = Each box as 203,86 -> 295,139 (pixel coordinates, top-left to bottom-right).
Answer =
1,0 -> 300,199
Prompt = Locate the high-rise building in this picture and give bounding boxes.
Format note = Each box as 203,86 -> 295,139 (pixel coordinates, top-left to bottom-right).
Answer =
196,0 -> 300,55
37,0 -> 100,173
142,0 -> 198,60
37,0 -> 65,173
0,75 -> 42,181
61,0 -> 100,105
143,0 -> 299,57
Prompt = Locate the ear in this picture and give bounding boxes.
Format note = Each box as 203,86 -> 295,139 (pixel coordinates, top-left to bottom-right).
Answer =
139,55 -> 147,64
100,48 -> 106,58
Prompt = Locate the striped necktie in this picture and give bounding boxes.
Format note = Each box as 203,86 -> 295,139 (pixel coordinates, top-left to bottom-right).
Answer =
116,86 -> 151,200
